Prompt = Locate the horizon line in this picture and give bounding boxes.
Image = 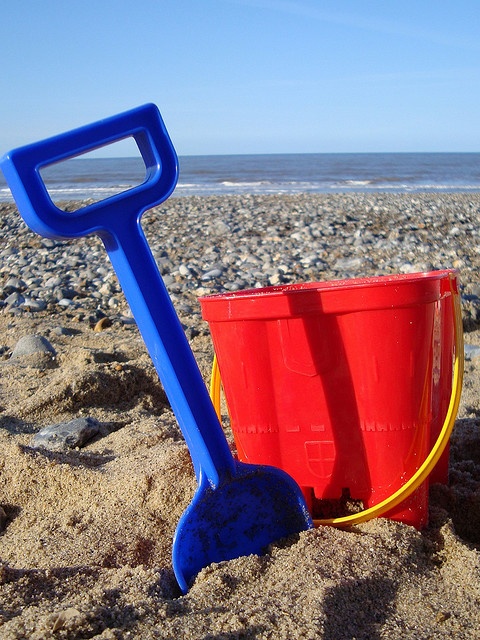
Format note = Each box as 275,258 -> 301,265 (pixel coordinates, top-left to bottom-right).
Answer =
88,150 -> 480,159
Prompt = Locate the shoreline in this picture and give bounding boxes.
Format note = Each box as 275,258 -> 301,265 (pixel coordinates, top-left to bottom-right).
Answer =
3,187 -> 480,206
0,191 -> 479,638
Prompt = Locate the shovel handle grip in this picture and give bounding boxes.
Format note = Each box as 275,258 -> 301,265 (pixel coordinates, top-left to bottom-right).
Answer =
0,103 -> 178,239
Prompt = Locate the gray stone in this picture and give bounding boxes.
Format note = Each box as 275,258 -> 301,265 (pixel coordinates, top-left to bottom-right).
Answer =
31,417 -> 101,451
3,277 -> 26,293
57,298 -> 75,307
51,326 -> 75,336
333,257 -> 364,272
162,275 -> 175,287
44,276 -> 63,288
108,296 -> 121,309
470,284 -> 480,298
268,272 -> 283,285
53,287 -> 77,300
201,268 -> 223,280
11,335 -> 56,359
4,292 -> 25,308
465,344 -> 480,361
178,264 -> 191,277
20,297 -> 47,312
41,238 -> 56,249
211,220 -> 231,235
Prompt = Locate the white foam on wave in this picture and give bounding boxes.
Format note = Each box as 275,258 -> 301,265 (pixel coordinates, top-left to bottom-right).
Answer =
339,180 -> 374,187
220,180 -> 273,187
4,177 -> 480,204
0,187 -> 13,202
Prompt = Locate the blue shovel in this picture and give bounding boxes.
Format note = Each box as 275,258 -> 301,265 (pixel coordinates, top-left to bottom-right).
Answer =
0,104 -> 313,593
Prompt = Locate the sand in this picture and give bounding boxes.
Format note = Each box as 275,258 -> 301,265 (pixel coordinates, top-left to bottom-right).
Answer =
0,196 -> 479,639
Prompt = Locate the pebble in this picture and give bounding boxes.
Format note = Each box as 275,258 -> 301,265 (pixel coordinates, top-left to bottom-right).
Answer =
3,277 -> 26,293
30,417 -> 101,451
333,257 -> 364,272
94,317 -> 112,332
57,298 -> 76,307
0,193 -> 479,333
21,297 -> 47,312
201,268 -> 223,281
11,334 -> 56,359
51,326 -> 76,336
465,344 -> 480,360
10,334 -> 57,369
4,291 -> 24,308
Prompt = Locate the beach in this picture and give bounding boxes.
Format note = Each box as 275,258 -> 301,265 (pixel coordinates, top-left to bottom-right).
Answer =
0,192 -> 479,639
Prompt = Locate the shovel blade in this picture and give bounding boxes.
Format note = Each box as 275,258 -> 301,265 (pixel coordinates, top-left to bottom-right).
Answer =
172,462 -> 313,593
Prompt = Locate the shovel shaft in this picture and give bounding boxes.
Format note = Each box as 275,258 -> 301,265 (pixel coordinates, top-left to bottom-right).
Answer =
101,218 -> 236,486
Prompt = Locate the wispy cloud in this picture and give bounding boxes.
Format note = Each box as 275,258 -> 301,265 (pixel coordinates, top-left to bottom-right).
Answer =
223,0 -> 480,52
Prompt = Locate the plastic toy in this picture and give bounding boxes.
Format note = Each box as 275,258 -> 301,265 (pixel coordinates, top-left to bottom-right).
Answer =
203,271 -> 463,529
0,103 -> 313,593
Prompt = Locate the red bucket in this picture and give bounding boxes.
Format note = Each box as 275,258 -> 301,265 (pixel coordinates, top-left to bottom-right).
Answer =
200,270 -> 460,529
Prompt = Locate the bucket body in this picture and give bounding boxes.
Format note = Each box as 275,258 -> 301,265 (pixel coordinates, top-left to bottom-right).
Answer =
200,270 -> 459,529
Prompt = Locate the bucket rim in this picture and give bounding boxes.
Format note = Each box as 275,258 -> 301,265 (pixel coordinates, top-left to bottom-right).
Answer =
199,269 -> 459,321
200,269 -> 458,303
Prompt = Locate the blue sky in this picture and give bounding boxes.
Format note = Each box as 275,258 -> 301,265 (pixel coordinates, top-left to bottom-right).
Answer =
1,1 -> 479,156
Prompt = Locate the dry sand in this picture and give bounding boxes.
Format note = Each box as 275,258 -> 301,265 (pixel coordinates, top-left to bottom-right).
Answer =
0,196 -> 479,639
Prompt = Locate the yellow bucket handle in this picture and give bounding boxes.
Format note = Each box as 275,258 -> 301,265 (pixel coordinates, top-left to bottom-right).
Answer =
209,275 -> 464,527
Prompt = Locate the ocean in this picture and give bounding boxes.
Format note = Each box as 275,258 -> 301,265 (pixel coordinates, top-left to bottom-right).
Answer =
1,152 -> 479,203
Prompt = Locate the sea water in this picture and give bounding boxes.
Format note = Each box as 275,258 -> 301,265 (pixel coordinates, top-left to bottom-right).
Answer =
1,152 -> 479,203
